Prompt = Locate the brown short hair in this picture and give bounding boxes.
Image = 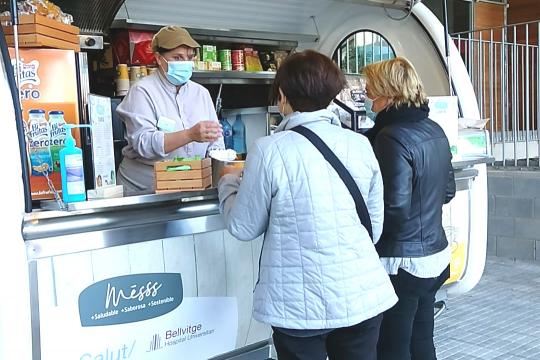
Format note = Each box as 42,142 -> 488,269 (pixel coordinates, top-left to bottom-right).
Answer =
271,50 -> 346,112
363,57 -> 427,108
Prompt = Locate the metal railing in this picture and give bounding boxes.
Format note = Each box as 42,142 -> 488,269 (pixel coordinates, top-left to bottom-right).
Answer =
453,21 -> 540,166
335,31 -> 395,75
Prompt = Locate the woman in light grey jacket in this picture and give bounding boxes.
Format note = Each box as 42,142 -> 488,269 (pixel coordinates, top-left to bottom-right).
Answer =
218,50 -> 397,360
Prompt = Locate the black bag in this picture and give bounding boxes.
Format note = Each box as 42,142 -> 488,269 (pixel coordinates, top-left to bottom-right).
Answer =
291,125 -> 373,240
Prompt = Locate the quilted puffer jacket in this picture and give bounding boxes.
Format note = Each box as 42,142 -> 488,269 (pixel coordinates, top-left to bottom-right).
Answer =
218,109 -> 397,330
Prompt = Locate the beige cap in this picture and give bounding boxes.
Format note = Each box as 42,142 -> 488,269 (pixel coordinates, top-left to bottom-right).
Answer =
151,26 -> 200,53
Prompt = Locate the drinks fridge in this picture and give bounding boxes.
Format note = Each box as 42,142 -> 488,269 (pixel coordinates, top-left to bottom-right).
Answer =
9,48 -> 82,200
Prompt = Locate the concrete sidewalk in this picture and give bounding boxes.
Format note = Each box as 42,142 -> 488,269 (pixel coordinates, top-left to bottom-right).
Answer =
435,256 -> 540,359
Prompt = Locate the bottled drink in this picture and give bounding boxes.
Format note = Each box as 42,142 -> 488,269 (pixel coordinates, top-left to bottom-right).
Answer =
48,110 -> 67,172
27,109 -> 53,176
232,114 -> 247,159
221,117 -> 233,149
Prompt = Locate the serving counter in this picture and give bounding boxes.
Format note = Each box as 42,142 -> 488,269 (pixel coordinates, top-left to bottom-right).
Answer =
20,153 -> 490,360
26,190 -> 223,258
23,189 -> 272,360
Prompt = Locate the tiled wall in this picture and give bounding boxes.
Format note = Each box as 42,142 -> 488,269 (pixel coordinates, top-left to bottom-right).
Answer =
488,169 -> 540,261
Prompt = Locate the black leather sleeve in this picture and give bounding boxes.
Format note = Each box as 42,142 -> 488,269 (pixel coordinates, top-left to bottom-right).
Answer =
445,161 -> 456,204
374,133 -> 413,234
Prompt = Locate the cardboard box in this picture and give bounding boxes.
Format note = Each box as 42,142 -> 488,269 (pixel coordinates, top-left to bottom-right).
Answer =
202,45 -> 217,62
154,158 -> 212,193
208,61 -> 222,71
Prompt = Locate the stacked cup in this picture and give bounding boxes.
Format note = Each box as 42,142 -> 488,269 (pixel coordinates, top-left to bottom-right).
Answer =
116,64 -> 130,96
130,66 -> 141,84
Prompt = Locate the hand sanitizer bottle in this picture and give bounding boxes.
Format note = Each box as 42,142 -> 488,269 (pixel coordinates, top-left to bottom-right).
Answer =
59,124 -> 91,203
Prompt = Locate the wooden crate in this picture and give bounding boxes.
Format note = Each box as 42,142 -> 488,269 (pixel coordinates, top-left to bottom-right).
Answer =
1,14 -> 80,51
154,158 -> 212,193
5,33 -> 80,51
1,14 -> 80,34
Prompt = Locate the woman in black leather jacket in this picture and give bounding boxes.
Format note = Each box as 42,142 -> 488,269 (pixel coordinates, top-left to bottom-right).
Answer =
363,57 -> 456,360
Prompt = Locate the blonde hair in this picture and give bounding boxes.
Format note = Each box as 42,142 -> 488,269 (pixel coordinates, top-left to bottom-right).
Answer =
363,57 -> 427,108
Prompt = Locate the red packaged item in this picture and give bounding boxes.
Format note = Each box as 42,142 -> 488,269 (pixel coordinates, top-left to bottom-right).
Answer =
112,30 -> 156,66
232,49 -> 244,71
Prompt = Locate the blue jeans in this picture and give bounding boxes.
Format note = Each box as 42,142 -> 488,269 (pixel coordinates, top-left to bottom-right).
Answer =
377,266 -> 450,360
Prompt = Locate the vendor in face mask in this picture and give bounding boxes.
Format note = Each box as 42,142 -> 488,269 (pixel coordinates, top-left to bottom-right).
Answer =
116,26 -> 224,196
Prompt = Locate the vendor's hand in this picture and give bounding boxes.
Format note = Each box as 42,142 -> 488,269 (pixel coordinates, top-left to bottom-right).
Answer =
188,121 -> 223,143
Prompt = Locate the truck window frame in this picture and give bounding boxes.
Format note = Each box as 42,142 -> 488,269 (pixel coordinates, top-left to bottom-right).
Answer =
332,29 -> 396,74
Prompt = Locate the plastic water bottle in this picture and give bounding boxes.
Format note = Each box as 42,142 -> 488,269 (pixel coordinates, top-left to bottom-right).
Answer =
232,114 -> 247,159
48,111 -> 67,172
221,118 -> 234,149
27,109 -> 53,176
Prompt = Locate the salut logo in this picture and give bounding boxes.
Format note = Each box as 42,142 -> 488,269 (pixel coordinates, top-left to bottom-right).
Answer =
79,340 -> 136,360
78,273 -> 183,327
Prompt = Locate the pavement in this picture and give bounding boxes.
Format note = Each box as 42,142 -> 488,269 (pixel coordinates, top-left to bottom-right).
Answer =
435,256 -> 540,359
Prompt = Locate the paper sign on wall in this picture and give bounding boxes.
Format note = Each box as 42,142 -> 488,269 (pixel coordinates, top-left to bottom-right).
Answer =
428,96 -> 459,158
88,94 -> 116,188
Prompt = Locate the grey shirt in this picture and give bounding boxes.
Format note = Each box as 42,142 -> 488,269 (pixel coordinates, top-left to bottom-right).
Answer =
116,71 -> 224,195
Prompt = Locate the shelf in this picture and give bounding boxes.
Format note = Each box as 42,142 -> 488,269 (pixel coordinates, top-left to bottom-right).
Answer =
221,107 -> 270,116
39,188 -> 218,213
111,19 -> 319,50
452,155 -> 495,170
192,70 -> 275,85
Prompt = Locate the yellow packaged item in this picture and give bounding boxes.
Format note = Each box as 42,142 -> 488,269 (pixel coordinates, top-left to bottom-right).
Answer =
244,48 -> 263,72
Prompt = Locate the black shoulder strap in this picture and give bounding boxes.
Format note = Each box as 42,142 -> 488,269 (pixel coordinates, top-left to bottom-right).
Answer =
291,125 -> 373,240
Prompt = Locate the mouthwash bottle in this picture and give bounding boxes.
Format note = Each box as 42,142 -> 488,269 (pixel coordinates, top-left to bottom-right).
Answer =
27,109 -> 53,176
232,114 -> 247,159
48,111 -> 67,172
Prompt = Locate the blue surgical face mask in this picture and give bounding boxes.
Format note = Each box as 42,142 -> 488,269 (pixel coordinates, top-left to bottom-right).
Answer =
162,58 -> 193,86
364,96 -> 378,121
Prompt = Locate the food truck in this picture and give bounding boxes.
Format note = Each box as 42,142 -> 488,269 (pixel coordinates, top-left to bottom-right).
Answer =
0,0 -> 492,359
